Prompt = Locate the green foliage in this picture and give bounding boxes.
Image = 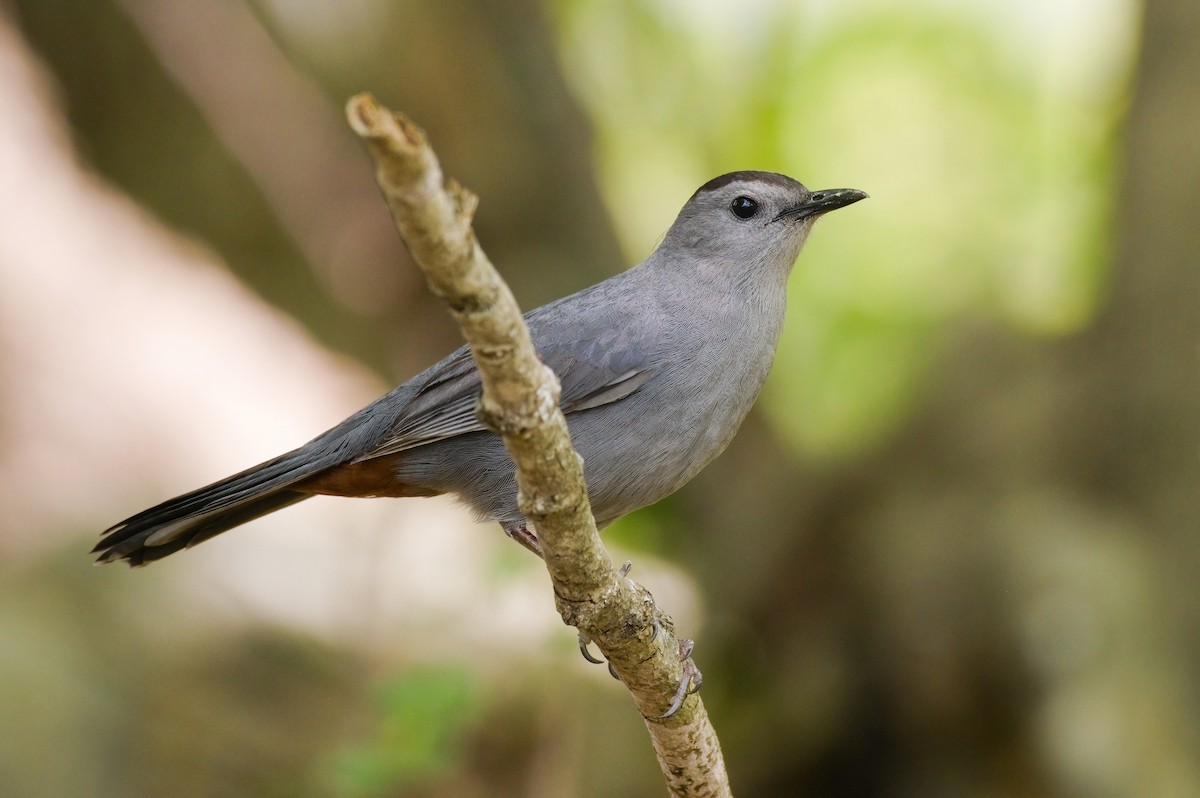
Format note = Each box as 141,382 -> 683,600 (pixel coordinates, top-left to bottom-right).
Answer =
323,666 -> 482,796
551,1 -> 1131,458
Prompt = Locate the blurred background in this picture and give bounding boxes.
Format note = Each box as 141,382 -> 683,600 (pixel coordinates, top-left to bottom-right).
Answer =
0,0 -> 1195,795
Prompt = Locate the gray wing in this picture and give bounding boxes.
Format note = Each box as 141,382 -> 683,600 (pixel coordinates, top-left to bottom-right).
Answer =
354,317 -> 656,462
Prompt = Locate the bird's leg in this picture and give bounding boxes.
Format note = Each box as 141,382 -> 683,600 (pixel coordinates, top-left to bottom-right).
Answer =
501,521 -> 543,558
501,522 -> 612,666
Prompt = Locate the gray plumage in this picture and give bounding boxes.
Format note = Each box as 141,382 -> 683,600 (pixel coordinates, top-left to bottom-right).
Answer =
96,171 -> 866,565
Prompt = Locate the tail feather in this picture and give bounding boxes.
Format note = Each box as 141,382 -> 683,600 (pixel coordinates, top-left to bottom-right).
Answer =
95,449 -> 325,567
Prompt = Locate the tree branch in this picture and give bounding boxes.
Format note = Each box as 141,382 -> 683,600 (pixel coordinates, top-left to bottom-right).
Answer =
346,93 -> 731,797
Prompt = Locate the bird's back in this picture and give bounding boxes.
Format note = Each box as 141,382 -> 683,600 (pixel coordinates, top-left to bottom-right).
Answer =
389,252 -> 789,527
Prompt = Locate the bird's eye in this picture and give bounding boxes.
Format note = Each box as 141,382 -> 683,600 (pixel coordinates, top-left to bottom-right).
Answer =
730,196 -> 759,219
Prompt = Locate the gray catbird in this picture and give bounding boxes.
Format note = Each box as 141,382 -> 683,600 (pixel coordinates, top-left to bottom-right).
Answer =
96,171 -> 866,566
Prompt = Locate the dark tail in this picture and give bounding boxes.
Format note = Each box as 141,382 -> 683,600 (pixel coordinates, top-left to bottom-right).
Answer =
94,448 -> 325,567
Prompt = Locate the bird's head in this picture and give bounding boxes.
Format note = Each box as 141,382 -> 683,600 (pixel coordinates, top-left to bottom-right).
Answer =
662,171 -> 867,280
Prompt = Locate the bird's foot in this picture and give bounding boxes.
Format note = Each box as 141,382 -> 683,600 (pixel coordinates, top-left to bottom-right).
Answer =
575,560 -> 698,719
502,522 -> 543,558
577,561 -> 653,667
644,637 -> 703,722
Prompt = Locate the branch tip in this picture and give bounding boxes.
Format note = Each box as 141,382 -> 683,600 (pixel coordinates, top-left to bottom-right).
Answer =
345,93 -> 423,149
344,92 -> 378,136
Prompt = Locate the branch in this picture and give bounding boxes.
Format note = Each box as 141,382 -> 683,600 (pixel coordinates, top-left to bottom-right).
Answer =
346,93 -> 731,797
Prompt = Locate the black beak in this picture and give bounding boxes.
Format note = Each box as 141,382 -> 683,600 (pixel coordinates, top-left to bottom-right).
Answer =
773,188 -> 869,222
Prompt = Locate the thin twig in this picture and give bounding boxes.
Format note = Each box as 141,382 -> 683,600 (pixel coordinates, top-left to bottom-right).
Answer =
346,93 -> 730,797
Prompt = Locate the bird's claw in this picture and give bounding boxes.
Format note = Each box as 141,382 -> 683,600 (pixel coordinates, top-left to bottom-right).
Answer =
578,634 -> 631,681
644,638 -> 703,722
577,560 -> 644,667
576,559 -> 699,714
578,632 -> 605,665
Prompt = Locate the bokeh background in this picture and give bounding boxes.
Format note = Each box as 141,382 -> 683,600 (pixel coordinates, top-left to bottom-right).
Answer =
1,0 -> 1196,795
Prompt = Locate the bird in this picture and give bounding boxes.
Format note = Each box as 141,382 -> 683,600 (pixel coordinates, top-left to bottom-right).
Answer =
95,171 -> 867,566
